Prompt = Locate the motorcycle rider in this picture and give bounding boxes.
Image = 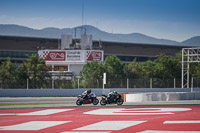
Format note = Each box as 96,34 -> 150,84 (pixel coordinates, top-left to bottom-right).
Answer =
81,89 -> 92,101
107,90 -> 119,103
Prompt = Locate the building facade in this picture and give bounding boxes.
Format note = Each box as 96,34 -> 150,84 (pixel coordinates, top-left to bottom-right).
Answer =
0,35 -> 186,78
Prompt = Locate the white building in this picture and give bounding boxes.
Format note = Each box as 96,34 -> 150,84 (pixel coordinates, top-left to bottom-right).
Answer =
38,34 -> 104,79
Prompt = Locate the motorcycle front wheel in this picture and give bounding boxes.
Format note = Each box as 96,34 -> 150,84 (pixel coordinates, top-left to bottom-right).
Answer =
100,99 -> 106,105
93,98 -> 99,105
116,99 -> 124,105
76,99 -> 82,105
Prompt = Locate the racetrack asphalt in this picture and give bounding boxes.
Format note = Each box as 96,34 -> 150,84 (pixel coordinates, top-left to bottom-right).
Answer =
1,105 -> 200,132
0,97 -> 200,109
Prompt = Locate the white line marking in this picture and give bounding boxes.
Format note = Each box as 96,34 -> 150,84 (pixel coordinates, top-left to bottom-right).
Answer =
138,130 -> 200,133
62,131 -> 110,133
74,121 -> 146,130
18,109 -> 74,115
0,121 -> 71,130
164,121 -> 200,124
0,113 -> 17,116
0,109 -> 74,116
84,108 -> 175,115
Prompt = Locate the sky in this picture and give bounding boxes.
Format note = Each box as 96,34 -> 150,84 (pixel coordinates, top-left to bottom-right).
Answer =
0,0 -> 200,42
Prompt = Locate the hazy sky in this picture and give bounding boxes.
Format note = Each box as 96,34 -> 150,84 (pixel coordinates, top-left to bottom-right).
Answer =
0,0 -> 200,42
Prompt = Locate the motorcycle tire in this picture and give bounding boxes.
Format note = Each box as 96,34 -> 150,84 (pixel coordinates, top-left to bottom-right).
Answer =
116,99 -> 124,105
76,99 -> 82,105
93,99 -> 99,105
100,99 -> 106,105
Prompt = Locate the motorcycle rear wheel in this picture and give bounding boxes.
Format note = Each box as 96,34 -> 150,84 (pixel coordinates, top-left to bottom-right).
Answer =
93,99 -> 99,105
116,99 -> 124,105
100,99 -> 106,105
76,99 -> 82,105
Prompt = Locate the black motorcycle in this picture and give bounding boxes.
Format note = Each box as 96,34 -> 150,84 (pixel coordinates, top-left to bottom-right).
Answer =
100,94 -> 124,105
76,93 -> 99,106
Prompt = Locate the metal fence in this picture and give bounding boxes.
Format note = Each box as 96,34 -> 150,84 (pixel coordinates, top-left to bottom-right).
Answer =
0,78 -> 200,89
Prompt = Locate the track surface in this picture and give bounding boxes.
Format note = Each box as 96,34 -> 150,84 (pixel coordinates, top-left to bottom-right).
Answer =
0,106 -> 200,133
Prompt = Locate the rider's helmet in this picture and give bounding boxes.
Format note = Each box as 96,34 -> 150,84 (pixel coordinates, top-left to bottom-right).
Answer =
87,89 -> 91,94
114,91 -> 117,94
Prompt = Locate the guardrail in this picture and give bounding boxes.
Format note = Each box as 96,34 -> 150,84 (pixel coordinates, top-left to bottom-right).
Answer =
1,88 -> 199,97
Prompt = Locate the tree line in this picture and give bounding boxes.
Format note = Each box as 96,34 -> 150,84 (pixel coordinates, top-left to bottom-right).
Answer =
79,52 -> 200,88
0,52 -> 200,89
0,54 -> 49,88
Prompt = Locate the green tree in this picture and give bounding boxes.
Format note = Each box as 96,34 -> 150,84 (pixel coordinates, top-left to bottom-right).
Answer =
71,76 -> 79,88
104,56 -> 124,79
125,58 -> 144,79
80,61 -> 104,88
190,63 -> 200,78
103,56 -> 125,87
154,54 -> 181,79
0,58 -> 18,88
22,54 -> 49,88
140,60 -> 156,79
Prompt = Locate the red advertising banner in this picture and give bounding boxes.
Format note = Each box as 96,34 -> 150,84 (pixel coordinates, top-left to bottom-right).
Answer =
43,51 -> 66,61
87,51 -> 102,61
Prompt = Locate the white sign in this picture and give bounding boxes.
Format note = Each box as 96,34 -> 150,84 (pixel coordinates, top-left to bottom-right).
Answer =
38,50 -> 104,65
66,50 -> 84,62
103,73 -> 106,84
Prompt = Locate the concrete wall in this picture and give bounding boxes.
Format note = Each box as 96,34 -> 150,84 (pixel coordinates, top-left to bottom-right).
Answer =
0,88 -> 199,97
125,92 -> 200,102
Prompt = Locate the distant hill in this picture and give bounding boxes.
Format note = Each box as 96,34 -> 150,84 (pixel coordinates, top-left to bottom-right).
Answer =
180,36 -> 200,46
0,24 -> 199,46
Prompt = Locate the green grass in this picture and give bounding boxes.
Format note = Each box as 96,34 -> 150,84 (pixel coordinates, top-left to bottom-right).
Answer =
0,102 -> 74,106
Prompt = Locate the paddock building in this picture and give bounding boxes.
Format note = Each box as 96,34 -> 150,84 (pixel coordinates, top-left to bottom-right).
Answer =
0,35 -> 186,77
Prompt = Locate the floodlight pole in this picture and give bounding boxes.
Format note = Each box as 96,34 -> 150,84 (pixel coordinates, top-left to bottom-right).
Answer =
181,47 -> 200,89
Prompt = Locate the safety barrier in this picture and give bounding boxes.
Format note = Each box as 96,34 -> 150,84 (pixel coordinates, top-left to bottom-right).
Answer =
1,88 -> 199,97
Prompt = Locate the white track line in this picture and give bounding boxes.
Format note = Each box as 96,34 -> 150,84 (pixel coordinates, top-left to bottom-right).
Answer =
74,121 -> 146,131
164,121 -> 200,124
0,121 -> 71,130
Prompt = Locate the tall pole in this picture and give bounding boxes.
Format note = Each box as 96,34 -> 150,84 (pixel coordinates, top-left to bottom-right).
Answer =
82,1 -> 84,27
187,49 -> 190,88
181,49 -> 184,88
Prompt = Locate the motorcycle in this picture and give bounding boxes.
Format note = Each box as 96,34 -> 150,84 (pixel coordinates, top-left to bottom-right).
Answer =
76,93 -> 99,106
100,94 -> 124,105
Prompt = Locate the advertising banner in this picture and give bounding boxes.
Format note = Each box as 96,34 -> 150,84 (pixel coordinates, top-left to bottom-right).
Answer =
38,50 -> 103,64
87,50 -> 103,61
38,50 -> 66,61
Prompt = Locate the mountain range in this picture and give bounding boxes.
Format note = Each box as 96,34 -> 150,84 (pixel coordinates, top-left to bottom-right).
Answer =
0,24 -> 200,46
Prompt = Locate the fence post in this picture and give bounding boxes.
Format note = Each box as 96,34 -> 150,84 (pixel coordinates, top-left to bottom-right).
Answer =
97,79 -> 99,88
191,77 -> 193,92
52,79 -> 54,89
150,78 -> 152,88
0,81 -> 2,89
174,78 -> 176,88
127,78 -> 129,89
27,78 -> 29,89
78,78 -> 80,89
